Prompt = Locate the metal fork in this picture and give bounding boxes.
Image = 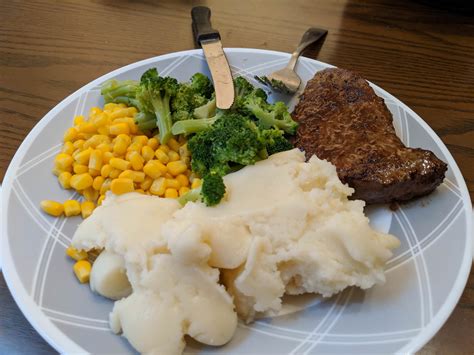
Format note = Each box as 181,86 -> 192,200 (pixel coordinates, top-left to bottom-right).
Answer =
255,28 -> 328,94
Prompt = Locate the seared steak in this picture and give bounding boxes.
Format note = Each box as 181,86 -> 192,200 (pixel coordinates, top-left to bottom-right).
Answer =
292,68 -> 447,204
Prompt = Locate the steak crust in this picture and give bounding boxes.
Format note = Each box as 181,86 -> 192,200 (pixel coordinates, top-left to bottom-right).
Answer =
292,68 -> 447,204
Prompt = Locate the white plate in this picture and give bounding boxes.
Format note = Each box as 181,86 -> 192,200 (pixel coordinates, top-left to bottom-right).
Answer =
1,49 -> 472,354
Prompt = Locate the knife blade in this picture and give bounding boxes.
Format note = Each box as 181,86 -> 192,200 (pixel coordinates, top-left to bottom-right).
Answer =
191,6 -> 234,110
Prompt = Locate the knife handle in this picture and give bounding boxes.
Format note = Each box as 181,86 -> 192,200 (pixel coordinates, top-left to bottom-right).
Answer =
191,6 -> 220,45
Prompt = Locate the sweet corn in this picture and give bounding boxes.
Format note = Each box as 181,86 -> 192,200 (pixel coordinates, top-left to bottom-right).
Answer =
179,186 -> 190,196
63,127 -> 78,142
158,144 -> 170,153
54,153 -> 73,170
95,142 -> 111,153
97,194 -> 105,206
140,176 -> 153,191
127,141 -> 142,152
128,151 -> 144,171
111,178 -> 134,195
81,201 -> 95,219
103,151 -> 114,164
135,189 -> 145,194
155,149 -> 169,164
168,151 -> 180,162
110,157 -> 131,171
109,122 -> 130,136
167,138 -> 180,152
58,171 -> 72,189
165,188 -> 178,198
110,107 -> 136,119
64,200 -> 81,217
101,164 -> 112,178
73,163 -> 89,174
41,200 -> 64,216
70,173 -> 93,190
77,122 -> 96,134
119,170 -> 145,183
191,178 -> 202,189
66,246 -> 88,261
73,115 -> 86,126
91,112 -> 108,127
73,260 -> 92,283
133,135 -> 148,146
178,144 -> 189,158
167,160 -> 187,176
113,138 -> 129,155
83,187 -> 99,202
176,174 -> 189,187
92,176 -> 104,191
62,141 -> 75,155
149,177 -> 166,196
147,137 -> 159,150
100,178 -> 112,195
89,168 -> 100,177
165,178 -> 180,189
109,168 -> 121,179
88,150 -> 103,171
143,160 -> 167,179
114,117 -> 137,134
141,146 -> 155,162
74,148 -> 92,165
73,139 -> 85,150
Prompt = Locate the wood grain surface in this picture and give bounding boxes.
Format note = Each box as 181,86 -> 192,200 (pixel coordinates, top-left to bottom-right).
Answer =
1,0 -> 473,353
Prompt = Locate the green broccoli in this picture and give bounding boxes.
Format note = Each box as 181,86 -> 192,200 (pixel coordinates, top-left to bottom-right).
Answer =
260,128 -> 294,156
177,173 -> 226,207
136,68 -> 179,144
100,79 -> 140,108
244,96 -> 298,134
193,96 -> 216,119
171,112 -> 222,136
190,73 -> 214,99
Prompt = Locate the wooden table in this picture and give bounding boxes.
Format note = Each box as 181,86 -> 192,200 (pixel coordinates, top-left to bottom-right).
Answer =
1,0 -> 473,353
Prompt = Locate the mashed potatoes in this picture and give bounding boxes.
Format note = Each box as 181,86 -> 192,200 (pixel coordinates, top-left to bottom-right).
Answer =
72,149 -> 400,354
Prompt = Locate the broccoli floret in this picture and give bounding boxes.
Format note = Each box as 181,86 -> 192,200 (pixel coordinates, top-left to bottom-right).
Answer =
260,129 -> 294,155
171,111 -> 222,136
201,173 -> 226,206
193,96 -> 216,119
177,186 -> 202,206
244,96 -> 298,134
101,79 -> 140,108
172,85 -> 208,121
190,73 -> 214,98
136,68 -> 178,144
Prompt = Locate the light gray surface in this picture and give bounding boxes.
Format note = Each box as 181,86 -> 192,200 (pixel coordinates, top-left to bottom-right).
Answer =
2,50 -> 472,354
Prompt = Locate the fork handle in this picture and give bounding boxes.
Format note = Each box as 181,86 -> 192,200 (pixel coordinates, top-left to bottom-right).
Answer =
286,28 -> 328,71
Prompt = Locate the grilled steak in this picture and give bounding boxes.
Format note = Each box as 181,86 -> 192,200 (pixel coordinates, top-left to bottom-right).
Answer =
292,68 -> 447,204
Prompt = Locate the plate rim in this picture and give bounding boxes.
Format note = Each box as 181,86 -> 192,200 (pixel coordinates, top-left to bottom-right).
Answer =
2,47 -> 472,354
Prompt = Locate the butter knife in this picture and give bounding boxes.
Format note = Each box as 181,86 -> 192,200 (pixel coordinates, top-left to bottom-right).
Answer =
191,6 -> 234,109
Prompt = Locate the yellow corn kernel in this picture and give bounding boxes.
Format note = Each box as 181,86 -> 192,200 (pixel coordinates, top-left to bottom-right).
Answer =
110,107 -> 136,119
70,173 -> 93,190
54,153 -> 74,170
167,161 -> 187,176
133,135 -> 148,146
58,171 -> 72,189
73,163 -> 89,174
52,167 -> 63,177
81,201 -> 95,219
127,141 -> 142,152
191,178 -> 202,189
63,200 -> 81,217
165,178 -> 180,189
178,144 -> 189,158
155,149 -> 169,164
109,168 -> 121,179
89,168 -> 100,177
108,122 -> 130,136
73,260 -> 92,283
165,188 -> 178,198
114,117 -> 137,134
113,139 -> 129,155
66,246 -> 88,261
109,157 -> 131,171
111,178 -> 134,195
117,134 -> 132,145
140,176 -> 153,191
100,178 -> 112,195
103,151 -> 114,164
97,194 -> 105,206
179,186 -> 190,196
119,170 -> 145,183
164,172 -> 173,179
135,189 -> 145,194
77,132 -> 93,140
97,126 -> 109,135
88,150 -> 103,172
182,156 -> 190,167
128,151 -> 144,171
73,139 -> 85,149
77,122 -> 96,134
84,134 -> 108,149
83,187 -> 99,202
167,138 -> 180,152
92,176 -> 104,191
101,164 -> 112,178
141,146 -> 155,162
143,160 -> 167,179
74,115 -> 86,126
91,112 -> 108,127
62,141 -> 75,155
176,174 -> 189,188
96,143 -> 111,153
104,103 -> 117,111
40,200 -> 64,217
74,147 -> 93,165
158,144 -> 170,153
149,177 -> 166,196
63,127 -> 78,142
89,106 -> 102,116
147,137 -> 159,150
168,151 -> 180,162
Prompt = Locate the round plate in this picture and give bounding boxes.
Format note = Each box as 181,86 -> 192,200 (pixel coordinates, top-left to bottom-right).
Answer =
2,49 -> 472,354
